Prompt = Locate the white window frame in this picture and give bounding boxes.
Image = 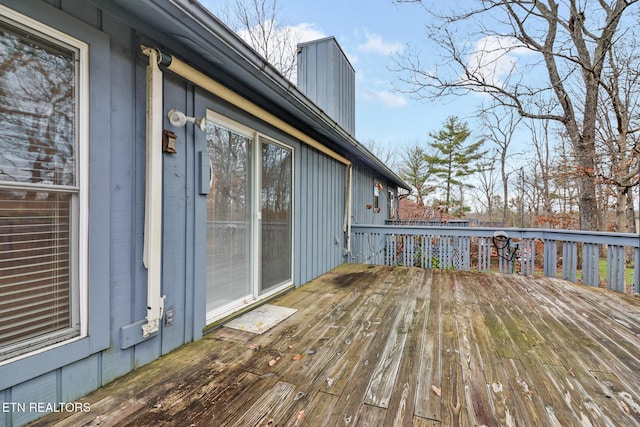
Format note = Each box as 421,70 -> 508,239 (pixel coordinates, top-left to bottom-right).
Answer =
0,5 -> 89,364
373,179 -> 382,212
388,189 -> 395,219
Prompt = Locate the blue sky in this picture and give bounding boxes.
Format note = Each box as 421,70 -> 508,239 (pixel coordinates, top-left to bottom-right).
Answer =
201,0 -> 483,154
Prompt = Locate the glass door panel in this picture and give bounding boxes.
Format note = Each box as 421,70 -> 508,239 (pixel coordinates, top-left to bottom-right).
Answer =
205,121 -> 252,316
260,139 -> 293,293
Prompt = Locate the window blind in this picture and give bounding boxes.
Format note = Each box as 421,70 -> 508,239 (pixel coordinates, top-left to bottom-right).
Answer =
0,190 -> 73,357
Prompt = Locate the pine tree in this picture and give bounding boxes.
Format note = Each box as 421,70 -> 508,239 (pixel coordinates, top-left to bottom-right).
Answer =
399,144 -> 433,206
425,116 -> 486,215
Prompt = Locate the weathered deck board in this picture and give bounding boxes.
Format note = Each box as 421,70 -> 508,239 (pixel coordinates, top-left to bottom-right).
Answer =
383,271 -> 427,426
414,269 -> 442,422
29,264 -> 640,427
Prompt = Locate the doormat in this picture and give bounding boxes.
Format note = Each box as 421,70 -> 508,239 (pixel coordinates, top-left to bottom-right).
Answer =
224,304 -> 297,334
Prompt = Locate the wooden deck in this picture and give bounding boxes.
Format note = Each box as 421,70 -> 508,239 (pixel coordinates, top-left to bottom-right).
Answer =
31,264 -> 640,426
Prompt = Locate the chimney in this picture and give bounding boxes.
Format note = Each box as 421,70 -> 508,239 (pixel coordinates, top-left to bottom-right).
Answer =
296,37 -> 355,136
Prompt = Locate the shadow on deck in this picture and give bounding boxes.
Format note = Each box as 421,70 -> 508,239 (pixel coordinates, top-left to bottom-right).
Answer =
30,264 -> 640,426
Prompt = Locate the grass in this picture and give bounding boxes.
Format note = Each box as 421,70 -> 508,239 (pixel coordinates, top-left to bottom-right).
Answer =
598,259 -> 635,285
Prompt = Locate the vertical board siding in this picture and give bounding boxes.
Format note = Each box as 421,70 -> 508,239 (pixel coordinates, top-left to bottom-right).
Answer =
351,163 -> 393,226
100,12 -> 137,385
60,355 -> 100,402
297,38 -> 355,136
159,74 -> 190,356
296,146 -> 346,285
9,372 -> 57,426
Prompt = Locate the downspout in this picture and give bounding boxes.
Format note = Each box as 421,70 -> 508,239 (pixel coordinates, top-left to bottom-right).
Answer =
344,164 -> 353,256
141,46 -> 166,338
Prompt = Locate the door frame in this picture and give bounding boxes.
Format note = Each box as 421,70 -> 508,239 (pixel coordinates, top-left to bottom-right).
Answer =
204,109 -> 294,325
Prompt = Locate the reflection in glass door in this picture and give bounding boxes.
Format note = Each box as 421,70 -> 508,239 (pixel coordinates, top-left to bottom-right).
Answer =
260,138 -> 293,293
205,120 -> 253,319
204,113 -> 294,323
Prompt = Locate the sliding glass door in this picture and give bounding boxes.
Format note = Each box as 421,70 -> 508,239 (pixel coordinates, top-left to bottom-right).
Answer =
260,138 -> 292,293
205,113 -> 293,323
205,120 -> 253,320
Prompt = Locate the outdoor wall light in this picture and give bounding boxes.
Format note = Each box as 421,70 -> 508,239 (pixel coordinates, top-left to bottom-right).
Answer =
167,109 -> 206,132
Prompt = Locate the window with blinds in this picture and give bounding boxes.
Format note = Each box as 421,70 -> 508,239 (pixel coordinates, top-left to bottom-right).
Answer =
0,12 -> 85,362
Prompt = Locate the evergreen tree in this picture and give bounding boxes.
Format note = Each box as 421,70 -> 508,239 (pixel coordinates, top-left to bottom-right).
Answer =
425,116 -> 486,214
399,144 -> 432,206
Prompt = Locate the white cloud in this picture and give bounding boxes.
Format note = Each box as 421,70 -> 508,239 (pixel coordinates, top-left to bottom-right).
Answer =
466,35 -> 532,88
235,21 -> 326,57
288,22 -> 326,44
234,20 -> 327,81
362,89 -> 408,108
358,32 -> 404,56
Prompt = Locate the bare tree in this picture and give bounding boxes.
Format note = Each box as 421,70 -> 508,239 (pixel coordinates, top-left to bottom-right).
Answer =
363,139 -> 399,173
471,151 -> 501,223
595,36 -> 640,234
550,133 -> 581,229
525,115 -> 557,226
479,108 -> 521,224
214,0 -> 299,79
394,0 -> 638,231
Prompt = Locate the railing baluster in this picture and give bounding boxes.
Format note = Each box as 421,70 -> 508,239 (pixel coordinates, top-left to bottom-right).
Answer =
543,239 -> 557,277
582,243 -> 600,287
479,237 -> 490,272
607,245 -> 625,292
562,241 -> 577,282
526,238 -> 535,275
635,247 -> 640,294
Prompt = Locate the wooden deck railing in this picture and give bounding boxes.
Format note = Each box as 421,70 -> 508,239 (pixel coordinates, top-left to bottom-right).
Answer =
350,225 -> 640,294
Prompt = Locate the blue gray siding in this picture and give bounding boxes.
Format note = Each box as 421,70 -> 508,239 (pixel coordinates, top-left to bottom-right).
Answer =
296,147 -> 346,285
351,163 -> 395,226
297,37 -> 356,136
0,2 -> 391,425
